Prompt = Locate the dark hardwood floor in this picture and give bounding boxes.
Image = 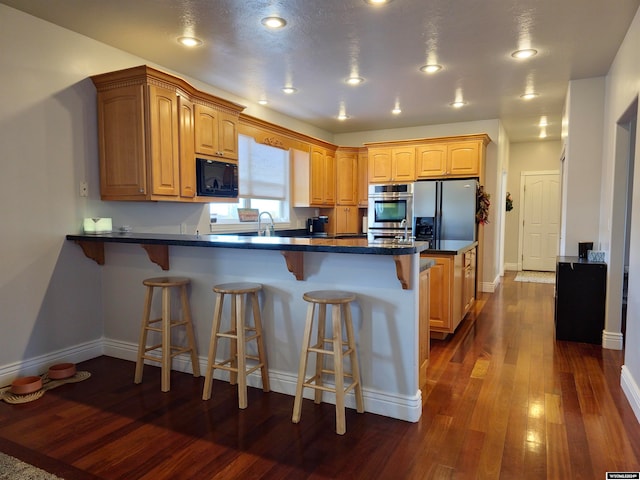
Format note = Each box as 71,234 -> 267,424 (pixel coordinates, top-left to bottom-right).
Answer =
1,272 -> 639,479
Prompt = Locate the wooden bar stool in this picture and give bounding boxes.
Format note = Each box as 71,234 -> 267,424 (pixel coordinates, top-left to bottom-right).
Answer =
292,290 -> 364,435
134,276 -> 200,392
202,282 -> 270,408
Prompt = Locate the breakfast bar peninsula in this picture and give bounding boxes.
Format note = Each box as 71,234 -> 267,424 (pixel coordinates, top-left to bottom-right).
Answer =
67,232 -> 434,422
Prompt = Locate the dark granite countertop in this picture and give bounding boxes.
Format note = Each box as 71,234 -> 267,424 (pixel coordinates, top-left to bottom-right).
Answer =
66,232 -> 430,256
421,239 -> 478,255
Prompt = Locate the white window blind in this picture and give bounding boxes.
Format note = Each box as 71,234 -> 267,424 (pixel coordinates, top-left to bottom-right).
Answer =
238,135 -> 288,200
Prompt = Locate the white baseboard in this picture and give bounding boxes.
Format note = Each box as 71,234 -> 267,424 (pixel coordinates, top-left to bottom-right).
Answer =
480,274 -> 501,293
621,365 -> 640,424
102,338 -> 423,422
0,339 -> 103,387
602,330 -> 624,350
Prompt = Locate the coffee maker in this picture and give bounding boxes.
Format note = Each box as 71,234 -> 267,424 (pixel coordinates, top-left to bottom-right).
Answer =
306,216 -> 329,236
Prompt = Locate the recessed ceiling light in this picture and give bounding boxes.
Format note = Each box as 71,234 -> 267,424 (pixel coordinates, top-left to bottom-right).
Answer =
261,16 -> 287,29
282,86 -> 297,94
520,92 -> 539,100
450,101 -> 467,108
337,113 -> 350,121
177,36 -> 202,47
419,64 -> 442,74
539,128 -> 548,139
392,107 -> 402,115
364,0 -> 394,5
346,76 -> 365,86
538,116 -> 548,127
258,99 -> 268,105
511,48 -> 538,59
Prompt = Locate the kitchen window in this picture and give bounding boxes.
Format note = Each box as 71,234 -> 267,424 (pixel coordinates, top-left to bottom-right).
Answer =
209,135 -> 290,225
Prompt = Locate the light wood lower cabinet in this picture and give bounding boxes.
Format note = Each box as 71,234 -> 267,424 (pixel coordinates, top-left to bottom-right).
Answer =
422,251 -> 473,338
419,267 -> 431,404
334,206 -> 360,234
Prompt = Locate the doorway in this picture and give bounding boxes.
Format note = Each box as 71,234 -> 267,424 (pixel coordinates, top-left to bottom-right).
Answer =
518,170 -> 561,271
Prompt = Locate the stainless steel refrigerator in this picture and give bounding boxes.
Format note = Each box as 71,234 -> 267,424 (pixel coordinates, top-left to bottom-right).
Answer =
413,178 -> 478,241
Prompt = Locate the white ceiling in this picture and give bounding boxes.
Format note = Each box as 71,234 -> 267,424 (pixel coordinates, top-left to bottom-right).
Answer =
3,0 -> 639,142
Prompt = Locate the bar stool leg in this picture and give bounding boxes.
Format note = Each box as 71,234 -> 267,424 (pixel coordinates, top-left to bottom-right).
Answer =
180,284 -> 200,377
160,286 -> 172,392
344,303 -> 364,413
235,292 -> 248,409
134,285 -> 154,384
292,302 -> 315,424
203,291 -> 224,400
314,303 -> 327,404
332,303 -> 346,435
251,291 -> 270,392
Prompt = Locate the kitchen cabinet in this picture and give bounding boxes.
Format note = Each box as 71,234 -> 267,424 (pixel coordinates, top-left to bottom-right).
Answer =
194,104 -> 239,160
96,83 -> 180,200
419,266 -> 431,404
367,147 -> 415,183
336,148 -> 358,205
334,206 -> 360,234
292,145 -> 336,207
178,96 -> 196,198
416,139 -> 484,178
357,148 -> 368,207
462,247 -> 476,316
91,65 -> 245,202
421,252 -> 465,338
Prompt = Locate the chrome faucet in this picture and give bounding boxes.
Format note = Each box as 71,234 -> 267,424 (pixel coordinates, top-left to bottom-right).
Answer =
401,218 -> 409,241
258,211 -> 275,236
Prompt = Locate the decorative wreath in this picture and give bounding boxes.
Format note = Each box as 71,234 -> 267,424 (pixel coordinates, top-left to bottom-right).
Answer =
506,192 -> 513,212
476,184 -> 491,224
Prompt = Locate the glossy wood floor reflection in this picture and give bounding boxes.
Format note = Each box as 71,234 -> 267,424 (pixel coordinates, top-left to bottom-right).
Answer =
1,272 -> 640,479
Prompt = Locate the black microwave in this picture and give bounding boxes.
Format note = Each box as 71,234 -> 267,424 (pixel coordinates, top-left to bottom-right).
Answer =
196,158 -> 238,198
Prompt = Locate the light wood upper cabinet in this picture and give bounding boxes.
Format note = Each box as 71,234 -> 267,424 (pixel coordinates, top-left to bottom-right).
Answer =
293,146 -> 336,207
416,139 -> 483,178
91,65 -> 245,202
95,83 -> 180,200
194,104 -> 238,159
96,84 -> 148,199
368,147 -> 415,183
178,96 -> 196,198
357,149 -> 368,207
336,149 -> 358,205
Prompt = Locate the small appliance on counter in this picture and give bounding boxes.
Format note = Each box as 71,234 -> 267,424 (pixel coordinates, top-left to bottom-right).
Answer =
306,216 -> 329,236
414,216 -> 435,243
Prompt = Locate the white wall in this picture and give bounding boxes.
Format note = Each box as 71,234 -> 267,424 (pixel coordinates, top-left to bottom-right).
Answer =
561,77 -> 606,255
598,6 -> 640,419
504,141 -> 562,269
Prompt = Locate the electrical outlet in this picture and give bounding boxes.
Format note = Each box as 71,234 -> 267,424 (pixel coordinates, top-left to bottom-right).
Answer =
79,181 -> 88,197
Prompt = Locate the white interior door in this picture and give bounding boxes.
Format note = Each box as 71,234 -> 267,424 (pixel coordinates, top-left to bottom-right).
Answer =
521,172 -> 561,271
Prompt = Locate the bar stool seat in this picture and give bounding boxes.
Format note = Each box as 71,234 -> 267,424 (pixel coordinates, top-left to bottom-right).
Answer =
134,276 -> 200,392
202,282 -> 270,408
292,290 -> 364,435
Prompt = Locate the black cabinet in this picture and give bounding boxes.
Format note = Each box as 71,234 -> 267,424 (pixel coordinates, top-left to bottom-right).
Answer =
555,256 -> 607,344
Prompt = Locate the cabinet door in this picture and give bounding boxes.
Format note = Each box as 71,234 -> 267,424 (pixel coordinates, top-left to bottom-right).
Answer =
310,147 -> 326,205
336,151 -> 358,205
178,96 -> 196,198
419,268 -> 430,404
448,141 -> 480,176
357,149 -> 368,207
391,147 -> 415,181
424,256 -> 452,331
148,84 -> 179,197
368,148 -> 392,182
218,111 -> 238,160
335,206 -> 359,234
194,104 -> 220,157
97,84 -> 147,198
416,144 -> 447,178
324,150 -> 336,205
